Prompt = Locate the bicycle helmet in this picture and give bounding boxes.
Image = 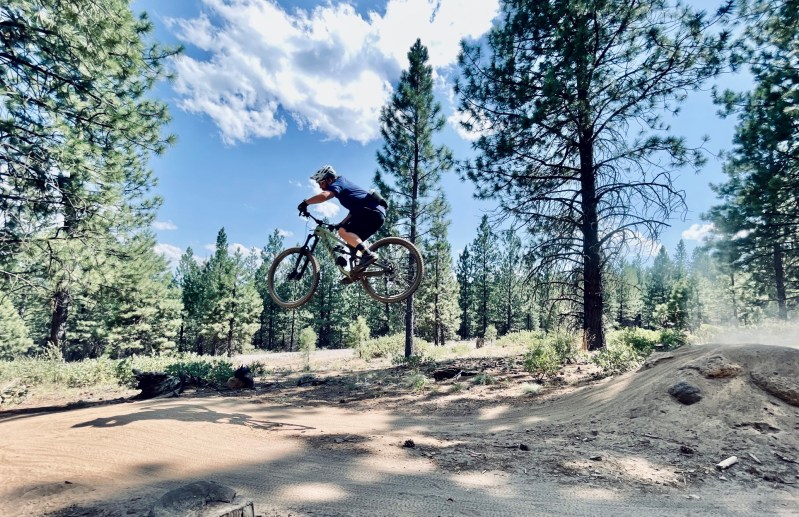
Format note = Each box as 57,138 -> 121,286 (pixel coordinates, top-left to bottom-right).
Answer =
310,165 -> 337,183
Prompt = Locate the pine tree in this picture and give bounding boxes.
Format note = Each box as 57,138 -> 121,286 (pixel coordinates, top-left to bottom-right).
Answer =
0,294 -> 33,359
176,247 -> 206,352
201,229 -> 260,356
644,248 -> 674,327
375,39 -> 453,357
456,0 -> 731,349
674,240 -> 689,280
74,231 -> 181,358
494,229 -> 525,335
707,0 -> 799,320
456,245 -> 476,339
0,1 -> 178,356
415,195 -> 460,346
253,230 -> 286,350
470,216 -> 498,338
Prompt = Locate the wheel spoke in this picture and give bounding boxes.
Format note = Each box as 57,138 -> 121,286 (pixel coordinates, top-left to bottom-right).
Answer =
361,237 -> 423,303
268,248 -> 319,308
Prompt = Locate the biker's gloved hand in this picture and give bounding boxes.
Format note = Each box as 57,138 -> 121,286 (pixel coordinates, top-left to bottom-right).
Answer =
297,200 -> 308,214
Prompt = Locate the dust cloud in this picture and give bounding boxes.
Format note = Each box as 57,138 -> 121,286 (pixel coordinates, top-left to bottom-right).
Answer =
699,321 -> 799,349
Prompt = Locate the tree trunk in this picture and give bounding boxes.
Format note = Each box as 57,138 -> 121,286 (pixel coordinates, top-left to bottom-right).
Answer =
50,285 -> 70,358
773,242 -> 788,320
406,144 -> 420,358
579,140 -> 605,351
729,272 -> 738,324
178,321 -> 185,351
289,309 -> 296,352
506,278 -> 512,334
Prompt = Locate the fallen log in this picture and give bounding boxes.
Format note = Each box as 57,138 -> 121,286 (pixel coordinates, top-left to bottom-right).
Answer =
133,369 -> 182,400
432,368 -> 480,382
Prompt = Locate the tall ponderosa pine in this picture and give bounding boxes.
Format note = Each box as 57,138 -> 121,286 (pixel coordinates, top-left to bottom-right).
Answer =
375,39 -> 453,357
1,1 -> 178,355
707,0 -> 798,320
456,0 -> 731,349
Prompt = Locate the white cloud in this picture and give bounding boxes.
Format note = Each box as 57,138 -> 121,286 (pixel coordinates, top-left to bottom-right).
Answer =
313,202 -> 341,219
682,223 -> 715,242
230,242 -> 258,256
153,220 -> 178,231
448,108 -> 493,142
169,0 -> 500,144
154,243 -> 183,265
277,228 -> 293,237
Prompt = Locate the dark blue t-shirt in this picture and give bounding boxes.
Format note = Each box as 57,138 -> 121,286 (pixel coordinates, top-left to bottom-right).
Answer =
325,176 -> 385,214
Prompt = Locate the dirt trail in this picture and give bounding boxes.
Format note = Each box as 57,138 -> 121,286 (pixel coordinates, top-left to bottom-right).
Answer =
1,343 -> 798,516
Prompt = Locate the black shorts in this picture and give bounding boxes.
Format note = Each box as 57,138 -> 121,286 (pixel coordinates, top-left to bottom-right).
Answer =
342,208 -> 385,242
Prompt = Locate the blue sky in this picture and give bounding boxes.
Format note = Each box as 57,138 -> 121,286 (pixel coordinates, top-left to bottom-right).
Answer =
133,0 -> 748,266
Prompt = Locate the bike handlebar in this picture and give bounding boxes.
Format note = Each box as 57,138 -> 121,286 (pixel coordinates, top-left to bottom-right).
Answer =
299,209 -> 337,231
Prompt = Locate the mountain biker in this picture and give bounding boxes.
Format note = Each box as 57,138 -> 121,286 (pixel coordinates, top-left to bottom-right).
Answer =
298,165 -> 387,276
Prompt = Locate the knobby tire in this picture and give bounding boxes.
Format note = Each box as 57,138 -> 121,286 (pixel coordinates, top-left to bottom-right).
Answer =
267,247 -> 320,309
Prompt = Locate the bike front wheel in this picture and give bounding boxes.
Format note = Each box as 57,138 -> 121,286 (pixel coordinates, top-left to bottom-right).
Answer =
360,237 -> 424,304
267,247 -> 320,309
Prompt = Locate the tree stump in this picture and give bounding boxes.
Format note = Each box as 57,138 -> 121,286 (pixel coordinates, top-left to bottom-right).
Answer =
149,481 -> 254,517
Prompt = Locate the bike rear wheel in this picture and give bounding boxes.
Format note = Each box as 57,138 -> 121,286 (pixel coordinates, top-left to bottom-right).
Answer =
267,247 -> 320,309
360,237 -> 424,304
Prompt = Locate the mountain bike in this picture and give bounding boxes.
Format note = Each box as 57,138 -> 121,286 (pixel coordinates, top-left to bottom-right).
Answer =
267,211 -> 424,309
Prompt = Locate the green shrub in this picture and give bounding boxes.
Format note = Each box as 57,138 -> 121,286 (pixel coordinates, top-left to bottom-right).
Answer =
495,330 -> 545,349
391,354 -> 433,369
658,328 -> 687,350
356,334 -> 432,361
344,316 -> 370,349
355,334 -> 403,360
1,352 -> 255,399
484,324 -> 497,342
165,358 -> 234,387
520,382 -> 543,396
689,324 -> 722,344
299,327 -> 317,370
472,373 -> 496,385
246,361 -> 269,376
591,340 -> 642,376
523,344 -> 561,379
449,382 -> 465,393
404,372 -> 429,391
607,328 -> 660,355
545,331 -> 581,364
449,343 -> 470,355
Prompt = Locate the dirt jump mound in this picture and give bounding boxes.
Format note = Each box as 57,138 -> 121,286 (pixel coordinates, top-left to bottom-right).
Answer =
545,343 -> 799,487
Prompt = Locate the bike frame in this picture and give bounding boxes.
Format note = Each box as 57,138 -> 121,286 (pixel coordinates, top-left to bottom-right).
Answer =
295,212 -> 384,282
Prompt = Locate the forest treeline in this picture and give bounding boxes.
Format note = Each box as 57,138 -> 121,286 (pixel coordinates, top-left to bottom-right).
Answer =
1,0 -> 796,361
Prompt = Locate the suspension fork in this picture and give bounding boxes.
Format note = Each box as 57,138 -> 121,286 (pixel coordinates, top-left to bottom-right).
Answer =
291,234 -> 319,279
